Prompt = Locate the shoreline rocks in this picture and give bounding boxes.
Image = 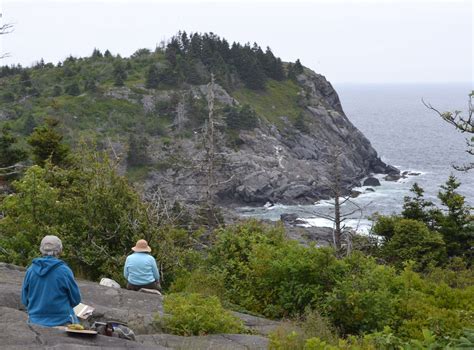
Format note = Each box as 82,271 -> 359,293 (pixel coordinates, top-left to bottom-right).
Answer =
363,177 -> 381,187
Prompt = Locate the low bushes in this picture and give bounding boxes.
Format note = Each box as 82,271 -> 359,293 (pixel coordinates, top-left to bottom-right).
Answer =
156,293 -> 244,336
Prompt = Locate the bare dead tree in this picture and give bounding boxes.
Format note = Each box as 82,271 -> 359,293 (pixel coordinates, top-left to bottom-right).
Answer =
314,148 -> 370,255
0,163 -> 27,178
0,14 -> 13,59
201,73 -> 222,227
422,92 -> 474,171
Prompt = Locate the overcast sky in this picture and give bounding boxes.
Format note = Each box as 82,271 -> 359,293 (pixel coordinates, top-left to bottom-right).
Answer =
1,0 -> 472,84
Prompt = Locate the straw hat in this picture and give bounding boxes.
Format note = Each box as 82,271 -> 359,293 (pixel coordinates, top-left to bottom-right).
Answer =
132,239 -> 151,252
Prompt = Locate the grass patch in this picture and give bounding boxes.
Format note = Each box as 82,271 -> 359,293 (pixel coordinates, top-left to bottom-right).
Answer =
231,79 -> 303,126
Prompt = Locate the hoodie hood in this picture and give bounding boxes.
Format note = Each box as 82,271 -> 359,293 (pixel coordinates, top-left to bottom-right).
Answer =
31,256 -> 64,277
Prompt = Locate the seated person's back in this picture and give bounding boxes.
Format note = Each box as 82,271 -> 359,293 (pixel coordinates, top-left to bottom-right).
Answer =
22,235 -> 81,326
124,239 -> 160,291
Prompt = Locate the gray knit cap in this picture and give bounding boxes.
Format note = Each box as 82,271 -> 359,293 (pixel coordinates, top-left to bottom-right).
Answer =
40,235 -> 63,256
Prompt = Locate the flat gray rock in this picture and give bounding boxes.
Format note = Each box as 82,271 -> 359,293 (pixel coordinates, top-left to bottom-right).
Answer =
137,333 -> 268,349
0,307 -> 165,349
0,263 -> 274,349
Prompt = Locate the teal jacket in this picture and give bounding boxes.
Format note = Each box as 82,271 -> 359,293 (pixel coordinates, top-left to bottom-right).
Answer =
124,252 -> 160,285
22,256 -> 81,326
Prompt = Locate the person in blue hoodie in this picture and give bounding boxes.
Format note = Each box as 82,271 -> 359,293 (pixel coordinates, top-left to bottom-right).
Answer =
21,235 -> 81,327
124,239 -> 161,291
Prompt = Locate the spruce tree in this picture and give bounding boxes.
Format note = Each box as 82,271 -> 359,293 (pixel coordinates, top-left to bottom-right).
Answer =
20,70 -> 32,88
437,176 -> 473,258
0,125 -> 27,168
84,78 -> 97,92
127,133 -> 149,167
91,48 -> 103,58
145,64 -> 160,89
52,85 -> 62,97
23,115 -> 37,135
113,61 -> 127,86
65,82 -> 81,96
27,118 -> 71,167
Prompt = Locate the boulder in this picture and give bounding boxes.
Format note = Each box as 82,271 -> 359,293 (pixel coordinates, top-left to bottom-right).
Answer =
363,177 -> 381,187
350,190 -> 361,198
384,174 -> 402,182
365,187 -> 375,192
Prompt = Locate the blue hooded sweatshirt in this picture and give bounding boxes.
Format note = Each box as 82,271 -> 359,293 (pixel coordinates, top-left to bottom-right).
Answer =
21,256 -> 81,327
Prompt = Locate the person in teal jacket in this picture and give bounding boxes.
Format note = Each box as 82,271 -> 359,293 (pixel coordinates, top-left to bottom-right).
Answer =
21,235 -> 81,327
124,239 -> 161,291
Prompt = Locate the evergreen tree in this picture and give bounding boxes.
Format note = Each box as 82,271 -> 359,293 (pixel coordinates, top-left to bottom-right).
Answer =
23,115 -> 37,135
131,48 -> 151,58
288,59 -> 304,80
1,91 -> 15,102
84,78 -> 97,92
437,176 -> 473,258
145,64 -> 160,89
20,70 -> 32,88
91,48 -> 103,58
113,61 -> 127,86
33,58 -> 45,69
189,33 -> 202,59
52,85 -> 62,97
127,133 -> 150,167
27,118 -> 71,167
104,49 -> 112,58
0,125 -> 27,168
65,82 -> 81,96
402,183 -> 440,229
294,59 -> 304,74
224,104 -> 258,130
263,48 -> 285,81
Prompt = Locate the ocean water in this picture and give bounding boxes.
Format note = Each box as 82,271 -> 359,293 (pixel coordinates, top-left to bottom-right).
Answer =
236,83 -> 474,233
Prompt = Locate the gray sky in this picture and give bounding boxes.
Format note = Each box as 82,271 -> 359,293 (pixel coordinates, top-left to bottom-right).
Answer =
1,0 -> 472,83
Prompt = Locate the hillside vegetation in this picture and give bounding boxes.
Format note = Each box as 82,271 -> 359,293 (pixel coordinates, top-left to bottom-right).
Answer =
0,31 -> 305,141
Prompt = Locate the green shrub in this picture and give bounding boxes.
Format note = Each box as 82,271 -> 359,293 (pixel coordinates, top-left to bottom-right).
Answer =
269,309 -> 337,350
209,221 -> 344,318
377,218 -> 447,271
170,269 -> 226,301
157,293 -> 244,336
396,266 -> 474,340
322,253 -> 402,334
0,150 -> 150,282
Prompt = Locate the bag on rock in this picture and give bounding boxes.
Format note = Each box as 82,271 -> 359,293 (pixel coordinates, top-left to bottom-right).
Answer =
99,278 -> 121,289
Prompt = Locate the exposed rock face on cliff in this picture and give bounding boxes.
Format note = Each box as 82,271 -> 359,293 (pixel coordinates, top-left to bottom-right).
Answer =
146,69 -> 396,205
0,263 -> 272,349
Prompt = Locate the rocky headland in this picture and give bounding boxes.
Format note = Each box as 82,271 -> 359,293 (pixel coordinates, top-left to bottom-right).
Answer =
144,68 -> 398,206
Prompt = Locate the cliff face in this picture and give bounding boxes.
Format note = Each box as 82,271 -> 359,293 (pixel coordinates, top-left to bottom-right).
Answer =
144,69 -> 396,205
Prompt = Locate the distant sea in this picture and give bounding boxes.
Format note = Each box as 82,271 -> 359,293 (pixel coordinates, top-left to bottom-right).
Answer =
236,83 -> 474,233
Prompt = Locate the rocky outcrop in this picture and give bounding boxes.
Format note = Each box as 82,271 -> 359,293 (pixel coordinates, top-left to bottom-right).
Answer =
363,177 -> 381,187
0,263 -> 272,349
145,68 -> 397,206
